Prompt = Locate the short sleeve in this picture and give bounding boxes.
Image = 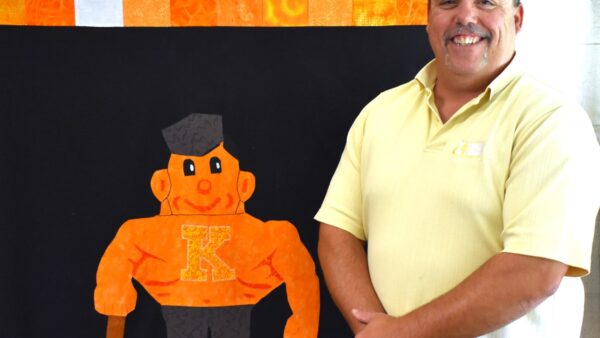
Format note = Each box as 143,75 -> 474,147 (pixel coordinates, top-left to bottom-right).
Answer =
502,105 -> 600,276
315,108 -> 369,240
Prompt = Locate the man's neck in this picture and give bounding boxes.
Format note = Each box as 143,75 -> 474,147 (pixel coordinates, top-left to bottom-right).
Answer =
432,57 -> 513,123
433,71 -> 491,123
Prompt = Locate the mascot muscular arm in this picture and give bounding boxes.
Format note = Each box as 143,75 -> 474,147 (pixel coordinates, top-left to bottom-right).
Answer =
95,114 -> 319,338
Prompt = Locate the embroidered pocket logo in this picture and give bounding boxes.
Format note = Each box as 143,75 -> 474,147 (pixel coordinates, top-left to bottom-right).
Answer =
452,141 -> 484,157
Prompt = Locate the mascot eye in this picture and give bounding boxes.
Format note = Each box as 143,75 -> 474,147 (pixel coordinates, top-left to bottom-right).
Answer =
183,159 -> 195,176
210,157 -> 222,174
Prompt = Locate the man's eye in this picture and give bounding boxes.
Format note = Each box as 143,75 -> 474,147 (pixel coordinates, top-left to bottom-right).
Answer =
478,0 -> 495,7
439,0 -> 457,8
183,159 -> 195,176
210,157 -> 222,174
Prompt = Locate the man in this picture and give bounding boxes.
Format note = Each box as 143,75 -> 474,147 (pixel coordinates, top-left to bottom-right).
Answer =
95,114 -> 319,338
316,1 -> 600,337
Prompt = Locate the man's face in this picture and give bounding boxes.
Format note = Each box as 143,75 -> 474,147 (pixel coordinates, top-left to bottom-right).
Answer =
426,0 -> 523,78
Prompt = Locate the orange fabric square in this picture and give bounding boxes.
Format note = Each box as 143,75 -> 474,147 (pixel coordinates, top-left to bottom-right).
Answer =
0,0 -> 26,25
263,0 -> 308,26
396,0 -> 427,25
353,0 -> 397,26
123,0 -> 171,26
25,0 -> 74,26
217,0 -> 262,26
308,0 -> 352,26
171,0 -> 217,26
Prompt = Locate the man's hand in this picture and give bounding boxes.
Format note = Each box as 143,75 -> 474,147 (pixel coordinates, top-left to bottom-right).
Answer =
353,253 -> 567,338
353,309 -> 409,338
320,219 -> 568,337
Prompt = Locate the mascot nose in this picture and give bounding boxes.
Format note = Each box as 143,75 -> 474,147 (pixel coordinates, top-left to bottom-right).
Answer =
197,179 -> 212,195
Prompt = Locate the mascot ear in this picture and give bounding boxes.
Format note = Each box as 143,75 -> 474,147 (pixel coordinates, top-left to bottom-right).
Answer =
151,169 -> 171,201
237,171 -> 255,202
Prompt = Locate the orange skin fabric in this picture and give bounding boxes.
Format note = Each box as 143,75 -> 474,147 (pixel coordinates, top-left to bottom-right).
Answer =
95,143 -> 319,337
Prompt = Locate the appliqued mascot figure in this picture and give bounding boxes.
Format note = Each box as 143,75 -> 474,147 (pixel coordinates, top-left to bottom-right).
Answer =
95,114 -> 319,338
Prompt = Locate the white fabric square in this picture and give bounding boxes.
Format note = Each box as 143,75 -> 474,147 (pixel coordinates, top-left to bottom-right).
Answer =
75,0 -> 123,27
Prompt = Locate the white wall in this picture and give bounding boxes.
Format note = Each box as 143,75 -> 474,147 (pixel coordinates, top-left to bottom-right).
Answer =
516,0 -> 595,121
516,1 -> 599,337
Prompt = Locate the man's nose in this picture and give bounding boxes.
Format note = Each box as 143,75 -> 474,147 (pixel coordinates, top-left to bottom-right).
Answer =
454,2 -> 478,26
197,179 -> 212,195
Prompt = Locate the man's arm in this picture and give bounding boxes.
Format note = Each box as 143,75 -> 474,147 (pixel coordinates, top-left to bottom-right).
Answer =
353,252 -> 568,338
318,223 -> 385,333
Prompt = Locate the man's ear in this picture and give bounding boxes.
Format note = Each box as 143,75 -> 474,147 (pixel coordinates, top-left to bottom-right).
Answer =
514,4 -> 524,33
150,169 -> 171,201
237,171 -> 255,202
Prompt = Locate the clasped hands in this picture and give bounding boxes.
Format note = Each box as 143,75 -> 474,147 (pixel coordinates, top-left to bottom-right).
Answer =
353,309 -> 415,338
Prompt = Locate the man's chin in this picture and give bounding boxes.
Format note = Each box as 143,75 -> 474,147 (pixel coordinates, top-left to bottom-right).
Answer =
443,58 -> 489,78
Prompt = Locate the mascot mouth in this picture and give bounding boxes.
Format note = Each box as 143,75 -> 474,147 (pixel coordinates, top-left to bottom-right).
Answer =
175,194 -> 234,212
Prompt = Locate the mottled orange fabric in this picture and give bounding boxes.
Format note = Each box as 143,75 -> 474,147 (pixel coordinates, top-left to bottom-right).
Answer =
95,144 -> 320,337
217,0 -> 262,26
396,0 -> 428,25
353,0 -> 397,26
354,0 -> 427,25
263,0 -> 308,26
170,0 -> 217,26
25,0 -> 74,26
308,0 -> 352,26
0,0 -> 26,25
123,0 -> 170,26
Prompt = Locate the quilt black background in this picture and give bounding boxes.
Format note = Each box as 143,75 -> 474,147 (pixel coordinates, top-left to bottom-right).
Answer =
0,26 -> 432,338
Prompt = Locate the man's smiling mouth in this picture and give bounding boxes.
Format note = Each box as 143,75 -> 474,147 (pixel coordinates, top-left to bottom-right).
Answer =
451,35 -> 483,46
444,23 -> 491,47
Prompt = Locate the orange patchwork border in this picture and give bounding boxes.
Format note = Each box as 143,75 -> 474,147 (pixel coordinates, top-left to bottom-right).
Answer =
0,0 -> 427,26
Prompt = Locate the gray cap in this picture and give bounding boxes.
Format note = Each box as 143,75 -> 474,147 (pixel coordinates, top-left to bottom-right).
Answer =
162,114 -> 223,156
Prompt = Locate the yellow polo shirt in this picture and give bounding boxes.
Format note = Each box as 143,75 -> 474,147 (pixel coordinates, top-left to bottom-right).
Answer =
315,58 -> 600,337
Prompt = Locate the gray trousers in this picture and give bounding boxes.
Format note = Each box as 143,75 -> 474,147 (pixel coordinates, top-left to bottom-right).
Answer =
161,305 -> 253,338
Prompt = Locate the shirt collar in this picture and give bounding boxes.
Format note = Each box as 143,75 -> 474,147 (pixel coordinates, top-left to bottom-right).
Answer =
487,53 -> 524,99
415,54 -> 524,99
415,59 -> 437,92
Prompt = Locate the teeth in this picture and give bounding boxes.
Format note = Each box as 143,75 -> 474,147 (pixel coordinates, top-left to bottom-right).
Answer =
453,36 -> 480,46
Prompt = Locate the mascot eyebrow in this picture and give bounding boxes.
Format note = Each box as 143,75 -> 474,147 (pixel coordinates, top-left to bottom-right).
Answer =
94,114 -> 320,338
